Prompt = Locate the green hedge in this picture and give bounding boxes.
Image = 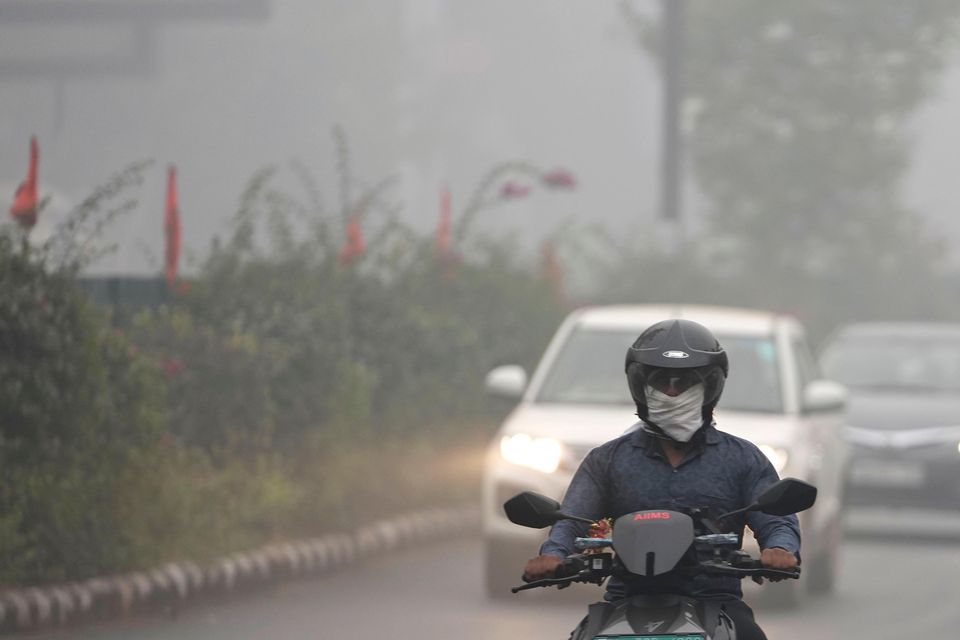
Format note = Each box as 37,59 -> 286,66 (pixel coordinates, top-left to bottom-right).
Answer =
0,230 -> 170,584
0,181 -> 566,585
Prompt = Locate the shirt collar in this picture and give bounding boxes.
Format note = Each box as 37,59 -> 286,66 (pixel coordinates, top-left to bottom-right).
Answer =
629,420 -> 721,453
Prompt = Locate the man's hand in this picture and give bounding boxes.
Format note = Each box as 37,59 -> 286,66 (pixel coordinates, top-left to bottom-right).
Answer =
754,547 -> 798,583
760,546 -> 798,570
522,554 -> 563,582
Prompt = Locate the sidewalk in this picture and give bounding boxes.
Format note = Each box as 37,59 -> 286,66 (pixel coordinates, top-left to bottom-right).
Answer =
0,505 -> 480,635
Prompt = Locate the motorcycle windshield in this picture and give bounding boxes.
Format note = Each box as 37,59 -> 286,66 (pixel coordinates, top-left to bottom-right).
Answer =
612,510 -> 694,577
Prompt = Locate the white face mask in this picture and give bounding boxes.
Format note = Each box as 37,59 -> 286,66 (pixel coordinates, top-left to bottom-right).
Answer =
644,384 -> 705,442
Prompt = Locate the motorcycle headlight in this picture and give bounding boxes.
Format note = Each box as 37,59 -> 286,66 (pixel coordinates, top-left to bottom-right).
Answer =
758,444 -> 790,474
499,433 -> 563,473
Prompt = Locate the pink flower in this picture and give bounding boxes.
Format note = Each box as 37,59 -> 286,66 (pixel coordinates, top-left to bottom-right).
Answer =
500,181 -> 531,199
163,357 -> 184,378
542,168 -> 576,189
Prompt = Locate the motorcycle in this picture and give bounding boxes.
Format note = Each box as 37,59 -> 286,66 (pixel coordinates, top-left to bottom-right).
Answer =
503,477 -> 817,639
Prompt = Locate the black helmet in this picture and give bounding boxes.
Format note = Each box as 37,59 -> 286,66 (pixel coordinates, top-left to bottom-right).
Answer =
624,319 -> 728,420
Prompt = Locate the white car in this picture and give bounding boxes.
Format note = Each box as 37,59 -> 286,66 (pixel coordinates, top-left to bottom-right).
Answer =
481,304 -> 848,605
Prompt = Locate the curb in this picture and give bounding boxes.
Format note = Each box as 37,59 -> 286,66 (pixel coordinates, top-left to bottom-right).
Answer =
0,504 -> 479,635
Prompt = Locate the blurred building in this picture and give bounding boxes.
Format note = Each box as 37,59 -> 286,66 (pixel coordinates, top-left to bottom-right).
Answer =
1,1 -> 959,275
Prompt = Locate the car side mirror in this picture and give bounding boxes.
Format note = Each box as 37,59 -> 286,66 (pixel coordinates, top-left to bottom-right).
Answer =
485,365 -> 528,399
802,379 -> 847,413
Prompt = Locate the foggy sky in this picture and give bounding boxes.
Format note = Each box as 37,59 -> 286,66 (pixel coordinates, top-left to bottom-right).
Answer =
1,0 -> 958,275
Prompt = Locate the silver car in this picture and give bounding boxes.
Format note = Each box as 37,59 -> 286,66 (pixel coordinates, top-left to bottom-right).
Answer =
820,322 -> 960,510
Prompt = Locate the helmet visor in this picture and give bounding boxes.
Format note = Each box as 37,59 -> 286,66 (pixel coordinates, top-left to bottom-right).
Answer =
628,363 -> 724,405
642,366 -> 706,396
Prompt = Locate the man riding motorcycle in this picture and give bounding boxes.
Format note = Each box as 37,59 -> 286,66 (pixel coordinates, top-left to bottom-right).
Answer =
522,319 -> 800,640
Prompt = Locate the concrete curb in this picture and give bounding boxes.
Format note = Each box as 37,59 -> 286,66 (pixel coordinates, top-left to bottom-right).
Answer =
0,504 -> 479,635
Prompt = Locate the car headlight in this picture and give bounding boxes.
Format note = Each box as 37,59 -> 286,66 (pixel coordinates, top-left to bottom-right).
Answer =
499,433 -> 563,473
758,444 -> 790,474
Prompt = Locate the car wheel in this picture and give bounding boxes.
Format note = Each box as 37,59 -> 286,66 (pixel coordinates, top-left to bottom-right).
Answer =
483,536 -> 531,599
805,548 -> 837,594
806,517 -> 842,595
758,575 -> 807,610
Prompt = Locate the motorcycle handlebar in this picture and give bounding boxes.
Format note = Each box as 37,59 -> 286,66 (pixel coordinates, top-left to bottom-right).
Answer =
511,575 -> 578,593
698,560 -> 801,580
510,557 -> 800,593
511,554 -> 604,593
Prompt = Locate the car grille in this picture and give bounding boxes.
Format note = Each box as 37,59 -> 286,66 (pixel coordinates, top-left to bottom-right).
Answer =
844,432 -> 960,508
843,425 -> 960,450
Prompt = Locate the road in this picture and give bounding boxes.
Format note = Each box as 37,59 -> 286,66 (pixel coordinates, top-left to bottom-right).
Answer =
18,509 -> 960,640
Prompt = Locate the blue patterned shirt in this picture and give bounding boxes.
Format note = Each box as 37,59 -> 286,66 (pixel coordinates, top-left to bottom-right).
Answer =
539,422 -> 801,601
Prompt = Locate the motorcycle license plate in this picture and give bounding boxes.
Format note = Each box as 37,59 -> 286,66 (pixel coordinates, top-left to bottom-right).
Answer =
593,636 -> 705,639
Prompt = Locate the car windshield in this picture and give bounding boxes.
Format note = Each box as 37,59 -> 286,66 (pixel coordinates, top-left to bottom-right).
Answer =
821,335 -> 960,392
535,328 -> 783,412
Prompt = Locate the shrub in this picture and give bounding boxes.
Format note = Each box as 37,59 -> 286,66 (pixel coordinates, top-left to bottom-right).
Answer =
0,229 -> 169,584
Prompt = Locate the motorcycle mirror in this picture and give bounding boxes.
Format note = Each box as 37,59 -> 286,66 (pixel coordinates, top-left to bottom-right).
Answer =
503,492 -> 595,529
717,478 -> 818,520
754,478 -> 818,516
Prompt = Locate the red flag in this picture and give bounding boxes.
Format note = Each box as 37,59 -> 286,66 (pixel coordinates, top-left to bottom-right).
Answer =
10,136 -> 39,230
435,185 -> 452,255
338,214 -> 366,266
165,165 -> 181,290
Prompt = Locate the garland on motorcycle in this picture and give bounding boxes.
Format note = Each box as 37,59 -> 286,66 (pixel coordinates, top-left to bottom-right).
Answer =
504,478 -> 817,640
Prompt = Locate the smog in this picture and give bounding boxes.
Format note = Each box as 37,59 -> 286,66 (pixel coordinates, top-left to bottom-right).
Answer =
2,2 -> 960,639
